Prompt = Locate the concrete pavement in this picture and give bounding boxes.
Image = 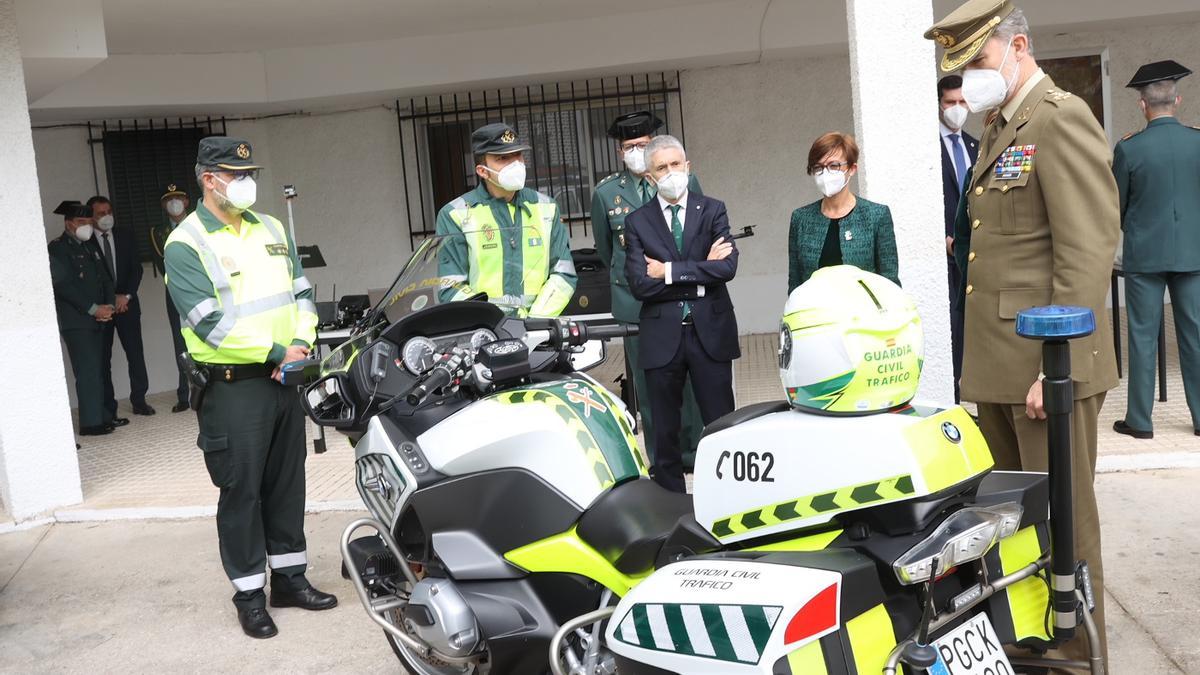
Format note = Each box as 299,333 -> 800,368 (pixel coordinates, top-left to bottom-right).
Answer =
2,470 -> 1198,673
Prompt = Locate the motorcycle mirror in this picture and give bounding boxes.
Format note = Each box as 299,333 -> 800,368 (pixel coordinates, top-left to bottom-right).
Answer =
281,357 -> 323,387
302,374 -> 355,427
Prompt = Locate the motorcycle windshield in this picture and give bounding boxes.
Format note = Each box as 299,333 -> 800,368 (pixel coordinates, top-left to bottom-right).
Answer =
369,225 -> 560,325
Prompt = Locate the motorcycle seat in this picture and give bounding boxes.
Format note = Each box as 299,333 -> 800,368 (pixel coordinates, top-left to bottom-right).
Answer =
577,478 -> 693,576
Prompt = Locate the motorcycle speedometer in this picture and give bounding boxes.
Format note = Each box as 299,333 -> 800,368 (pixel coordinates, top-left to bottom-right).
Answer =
402,336 -> 437,375
469,328 -> 497,350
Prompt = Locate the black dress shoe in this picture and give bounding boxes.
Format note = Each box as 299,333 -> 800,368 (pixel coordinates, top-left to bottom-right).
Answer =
237,607 -> 278,639
79,425 -> 113,436
132,403 -> 156,415
270,585 -> 338,611
1113,420 -> 1153,439
109,417 -> 130,428
172,401 -> 190,413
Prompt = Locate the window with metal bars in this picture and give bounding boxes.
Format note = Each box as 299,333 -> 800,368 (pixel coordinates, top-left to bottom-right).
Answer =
396,72 -> 687,249
92,118 -> 227,263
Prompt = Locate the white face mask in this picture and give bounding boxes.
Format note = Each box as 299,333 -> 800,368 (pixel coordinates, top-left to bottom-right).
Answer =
165,199 -> 185,217
214,175 -> 257,210
622,147 -> 647,175
72,224 -> 94,242
654,170 -> 690,201
814,170 -> 849,198
942,103 -> 969,130
961,38 -> 1018,113
95,214 -> 114,232
483,161 -> 527,192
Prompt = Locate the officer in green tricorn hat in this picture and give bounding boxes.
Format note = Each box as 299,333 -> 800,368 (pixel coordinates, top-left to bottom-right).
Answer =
591,110 -> 705,470
927,0 -> 1119,665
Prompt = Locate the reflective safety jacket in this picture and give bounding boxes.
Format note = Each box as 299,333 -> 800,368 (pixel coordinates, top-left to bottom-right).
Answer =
163,202 -> 317,365
434,184 -> 577,317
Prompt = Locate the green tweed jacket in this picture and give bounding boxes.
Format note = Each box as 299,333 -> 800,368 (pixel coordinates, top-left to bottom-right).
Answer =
787,197 -> 900,292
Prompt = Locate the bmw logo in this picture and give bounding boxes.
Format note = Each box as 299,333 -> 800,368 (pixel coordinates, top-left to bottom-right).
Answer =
942,421 -> 962,443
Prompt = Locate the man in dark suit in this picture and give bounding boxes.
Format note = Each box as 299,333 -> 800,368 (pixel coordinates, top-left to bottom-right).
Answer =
89,196 -> 152,417
624,135 -> 740,492
937,75 -> 978,402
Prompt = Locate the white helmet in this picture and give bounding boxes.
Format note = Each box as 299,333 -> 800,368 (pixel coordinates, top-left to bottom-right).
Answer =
779,265 -> 923,414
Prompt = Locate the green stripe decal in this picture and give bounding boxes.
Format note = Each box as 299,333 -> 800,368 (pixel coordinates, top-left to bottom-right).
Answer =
663,603 -> 693,655
632,604 -> 653,649
700,604 -> 737,662
744,605 -> 772,655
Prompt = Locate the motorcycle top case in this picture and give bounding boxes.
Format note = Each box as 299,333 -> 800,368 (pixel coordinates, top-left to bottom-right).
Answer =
606,555 -> 898,674
693,404 -> 992,544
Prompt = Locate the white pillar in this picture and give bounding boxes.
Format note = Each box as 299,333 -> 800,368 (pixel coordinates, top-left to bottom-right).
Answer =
846,0 -> 952,404
0,0 -> 83,520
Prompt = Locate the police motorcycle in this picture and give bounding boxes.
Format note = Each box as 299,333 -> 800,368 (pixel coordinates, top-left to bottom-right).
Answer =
549,266 -> 1105,675
285,225 -> 695,674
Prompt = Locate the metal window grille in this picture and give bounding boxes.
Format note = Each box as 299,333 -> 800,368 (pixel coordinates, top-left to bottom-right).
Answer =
396,72 -> 687,249
90,117 -> 227,263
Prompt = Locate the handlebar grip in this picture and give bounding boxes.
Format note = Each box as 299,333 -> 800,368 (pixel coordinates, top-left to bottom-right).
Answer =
578,323 -> 638,342
406,365 -> 454,406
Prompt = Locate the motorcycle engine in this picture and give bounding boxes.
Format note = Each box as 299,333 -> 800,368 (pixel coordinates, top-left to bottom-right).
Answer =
404,578 -> 482,659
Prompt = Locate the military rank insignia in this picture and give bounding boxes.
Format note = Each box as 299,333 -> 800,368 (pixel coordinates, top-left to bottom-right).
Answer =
995,144 -> 1036,180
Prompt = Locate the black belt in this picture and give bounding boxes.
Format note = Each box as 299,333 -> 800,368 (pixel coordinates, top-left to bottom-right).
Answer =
202,363 -> 274,382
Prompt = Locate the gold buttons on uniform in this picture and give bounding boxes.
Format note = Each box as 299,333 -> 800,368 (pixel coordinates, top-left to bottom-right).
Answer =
974,186 -> 984,196
972,219 -> 981,230
968,251 -> 976,262
965,284 -> 974,295
1001,184 -> 1010,193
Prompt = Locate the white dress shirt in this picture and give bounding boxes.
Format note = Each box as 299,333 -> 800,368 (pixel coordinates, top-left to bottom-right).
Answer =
657,191 -> 704,296
940,121 -> 970,182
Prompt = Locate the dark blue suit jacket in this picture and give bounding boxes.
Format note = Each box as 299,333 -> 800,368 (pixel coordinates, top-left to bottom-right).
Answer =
940,130 -> 978,238
624,193 -> 740,370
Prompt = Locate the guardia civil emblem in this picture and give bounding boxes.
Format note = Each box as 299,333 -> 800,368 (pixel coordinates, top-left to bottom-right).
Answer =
500,128 -> 517,144
235,143 -> 250,159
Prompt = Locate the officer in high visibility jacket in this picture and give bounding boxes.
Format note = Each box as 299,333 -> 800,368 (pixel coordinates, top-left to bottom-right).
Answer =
435,122 -> 577,317
163,137 -> 336,640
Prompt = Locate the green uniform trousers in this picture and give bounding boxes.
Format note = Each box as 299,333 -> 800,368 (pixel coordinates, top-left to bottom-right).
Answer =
623,334 -> 703,468
197,377 -> 309,609
62,328 -> 108,429
976,393 -> 1107,666
1124,272 -> 1200,432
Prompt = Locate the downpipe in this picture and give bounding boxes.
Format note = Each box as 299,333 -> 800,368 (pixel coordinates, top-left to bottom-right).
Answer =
340,517 -> 480,667
549,606 -> 615,675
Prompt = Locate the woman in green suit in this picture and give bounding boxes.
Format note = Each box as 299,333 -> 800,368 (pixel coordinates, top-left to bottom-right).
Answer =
788,132 -> 899,293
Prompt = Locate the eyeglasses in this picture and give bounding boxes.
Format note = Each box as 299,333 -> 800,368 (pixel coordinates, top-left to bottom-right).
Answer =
809,162 -> 850,175
207,169 -> 259,180
621,142 -> 650,152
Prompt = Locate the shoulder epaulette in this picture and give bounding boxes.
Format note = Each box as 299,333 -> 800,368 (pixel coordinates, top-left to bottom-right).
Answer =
597,172 -> 619,187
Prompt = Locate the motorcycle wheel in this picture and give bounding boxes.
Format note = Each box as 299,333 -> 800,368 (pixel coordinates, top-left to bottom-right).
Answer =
382,606 -> 488,675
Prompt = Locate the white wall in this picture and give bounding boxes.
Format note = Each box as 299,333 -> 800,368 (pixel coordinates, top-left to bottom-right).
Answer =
30,17 -> 1200,402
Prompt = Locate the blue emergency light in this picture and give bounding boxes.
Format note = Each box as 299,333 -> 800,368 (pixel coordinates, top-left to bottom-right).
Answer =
1015,306 -> 1096,340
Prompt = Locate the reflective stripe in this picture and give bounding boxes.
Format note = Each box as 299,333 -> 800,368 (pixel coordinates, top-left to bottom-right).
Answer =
267,551 -> 307,569
292,276 -> 313,294
178,221 -> 238,351
205,314 -> 238,349
553,259 -> 577,275
297,298 -> 317,315
237,291 -> 295,317
231,572 -> 266,592
257,213 -> 286,245
186,298 -> 219,328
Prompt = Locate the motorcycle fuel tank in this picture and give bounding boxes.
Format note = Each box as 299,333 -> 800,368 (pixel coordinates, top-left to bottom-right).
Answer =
417,377 -> 646,510
693,404 -> 993,544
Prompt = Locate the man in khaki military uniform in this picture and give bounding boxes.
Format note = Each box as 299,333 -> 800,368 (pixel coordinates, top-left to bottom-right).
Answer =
927,0 -> 1119,664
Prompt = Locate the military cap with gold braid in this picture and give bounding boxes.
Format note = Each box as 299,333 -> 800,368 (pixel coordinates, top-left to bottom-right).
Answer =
925,0 -> 1015,73
160,183 -> 186,200
196,136 -> 261,171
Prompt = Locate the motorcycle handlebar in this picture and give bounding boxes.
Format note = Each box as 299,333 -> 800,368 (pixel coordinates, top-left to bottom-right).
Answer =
406,361 -> 456,406
577,322 -> 638,343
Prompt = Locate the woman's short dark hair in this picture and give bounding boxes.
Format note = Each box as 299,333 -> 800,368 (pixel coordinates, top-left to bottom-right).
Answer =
807,132 -> 859,174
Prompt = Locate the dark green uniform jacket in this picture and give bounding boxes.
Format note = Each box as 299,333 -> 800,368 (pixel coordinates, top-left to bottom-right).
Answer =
788,197 -> 900,292
48,233 -> 114,331
1113,116 -> 1200,273
592,171 -> 702,323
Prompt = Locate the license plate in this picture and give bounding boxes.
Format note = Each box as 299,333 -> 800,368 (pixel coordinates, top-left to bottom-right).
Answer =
928,613 -> 1014,675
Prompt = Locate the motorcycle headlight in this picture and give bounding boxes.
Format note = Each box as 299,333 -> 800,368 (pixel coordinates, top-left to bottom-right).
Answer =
893,502 -> 1023,585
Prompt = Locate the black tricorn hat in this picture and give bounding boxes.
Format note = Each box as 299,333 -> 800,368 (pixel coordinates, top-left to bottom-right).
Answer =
1126,60 -> 1192,88
53,200 -> 92,218
607,110 -> 663,140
